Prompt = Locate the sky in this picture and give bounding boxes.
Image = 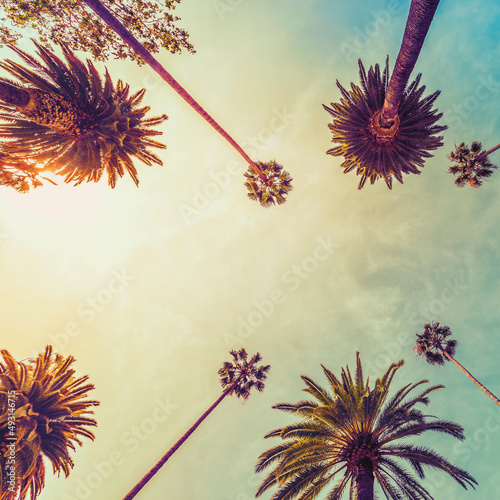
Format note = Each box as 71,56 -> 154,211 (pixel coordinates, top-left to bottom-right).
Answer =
1,0 -> 500,499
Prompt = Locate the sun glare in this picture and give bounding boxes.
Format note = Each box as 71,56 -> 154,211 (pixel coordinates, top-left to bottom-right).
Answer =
3,174 -> 107,226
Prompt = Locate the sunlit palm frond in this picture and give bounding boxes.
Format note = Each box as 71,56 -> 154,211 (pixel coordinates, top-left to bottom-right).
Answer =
0,346 -> 98,500
0,40 -> 167,188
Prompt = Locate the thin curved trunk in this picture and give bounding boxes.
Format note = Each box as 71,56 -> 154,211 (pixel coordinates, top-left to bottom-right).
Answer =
355,460 -> 375,500
441,350 -> 500,407
380,0 -> 440,126
81,0 -> 266,181
122,377 -> 241,500
475,143 -> 500,162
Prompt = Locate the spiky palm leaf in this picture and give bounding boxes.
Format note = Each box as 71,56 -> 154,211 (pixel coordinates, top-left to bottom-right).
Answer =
256,352 -> 476,500
447,141 -> 498,188
0,40 -> 167,188
244,161 -> 293,208
324,58 -> 446,190
0,346 -> 99,500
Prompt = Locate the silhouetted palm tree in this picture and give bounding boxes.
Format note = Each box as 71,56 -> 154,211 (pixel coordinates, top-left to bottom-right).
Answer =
256,352 -> 476,500
0,346 -> 99,500
0,40 -> 167,189
448,141 -> 499,187
81,0 -> 293,206
123,348 -> 270,500
324,0 -> 446,189
415,321 -> 500,406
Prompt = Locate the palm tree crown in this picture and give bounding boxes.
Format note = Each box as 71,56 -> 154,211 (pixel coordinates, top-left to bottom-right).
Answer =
0,345 -> 99,500
0,40 -> 168,189
448,141 -> 498,188
255,352 -> 476,500
324,59 -> 445,190
324,0 -> 445,190
415,321 -> 500,407
219,348 -> 271,398
415,321 -> 457,365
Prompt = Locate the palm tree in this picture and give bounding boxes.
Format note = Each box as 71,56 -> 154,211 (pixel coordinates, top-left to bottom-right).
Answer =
415,321 -> 500,406
324,0 -> 446,189
255,352 -> 476,500
123,348 -> 270,500
448,141 -> 499,187
81,0 -> 293,207
0,345 -> 99,500
0,40 -> 168,189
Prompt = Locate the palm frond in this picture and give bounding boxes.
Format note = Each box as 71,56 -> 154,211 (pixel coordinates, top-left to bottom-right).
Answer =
324,58 -> 446,189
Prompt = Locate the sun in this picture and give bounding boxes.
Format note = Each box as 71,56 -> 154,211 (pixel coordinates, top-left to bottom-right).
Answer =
2,173 -> 108,226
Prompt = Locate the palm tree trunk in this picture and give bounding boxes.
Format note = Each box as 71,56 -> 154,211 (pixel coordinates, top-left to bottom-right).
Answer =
122,377 -> 242,500
0,81 -> 29,106
81,0 -> 267,182
0,81 -> 90,134
355,459 -> 375,500
380,0 -> 440,127
441,350 -> 500,407
475,143 -> 500,162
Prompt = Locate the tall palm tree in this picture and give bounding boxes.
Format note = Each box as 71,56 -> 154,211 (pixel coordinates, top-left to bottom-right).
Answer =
0,345 -> 99,500
447,141 -> 499,187
324,0 -> 446,190
81,0 -> 293,207
123,348 -> 270,500
255,352 -> 476,500
415,321 -> 500,406
0,40 -> 168,189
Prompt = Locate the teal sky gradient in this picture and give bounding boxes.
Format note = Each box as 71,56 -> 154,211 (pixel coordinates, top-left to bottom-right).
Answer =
1,0 -> 500,499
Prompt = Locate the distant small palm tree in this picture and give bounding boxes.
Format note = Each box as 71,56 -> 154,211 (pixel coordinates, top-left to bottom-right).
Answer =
0,345 -> 99,500
123,348 -> 270,500
415,321 -> 500,406
256,352 -> 476,500
245,160 -> 293,207
81,0 -> 293,206
447,141 -> 499,187
0,40 -> 167,189
324,0 -> 446,189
